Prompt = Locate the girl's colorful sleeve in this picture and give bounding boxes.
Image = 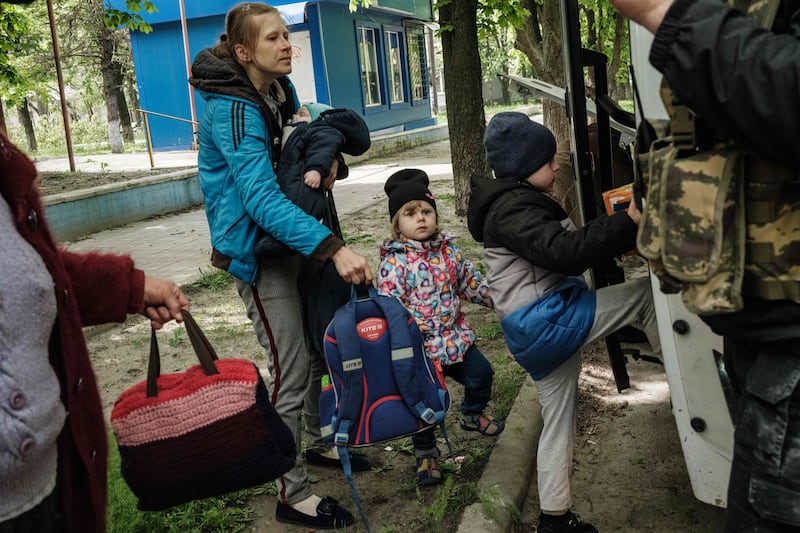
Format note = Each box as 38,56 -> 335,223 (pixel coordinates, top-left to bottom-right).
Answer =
450,243 -> 494,309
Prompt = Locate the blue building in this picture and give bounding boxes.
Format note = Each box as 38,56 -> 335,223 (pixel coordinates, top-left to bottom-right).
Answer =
126,0 -> 438,150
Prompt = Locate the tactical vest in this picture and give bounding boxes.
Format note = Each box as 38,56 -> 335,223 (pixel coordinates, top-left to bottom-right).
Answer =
635,0 -> 800,315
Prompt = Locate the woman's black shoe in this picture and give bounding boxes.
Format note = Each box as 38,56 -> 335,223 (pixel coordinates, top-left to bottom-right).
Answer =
275,496 -> 354,529
305,448 -> 371,472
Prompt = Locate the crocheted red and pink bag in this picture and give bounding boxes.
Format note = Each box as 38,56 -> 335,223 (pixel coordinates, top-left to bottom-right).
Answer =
110,310 -> 295,511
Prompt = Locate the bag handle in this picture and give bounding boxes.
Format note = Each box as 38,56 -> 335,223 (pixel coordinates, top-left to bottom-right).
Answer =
146,309 -> 219,398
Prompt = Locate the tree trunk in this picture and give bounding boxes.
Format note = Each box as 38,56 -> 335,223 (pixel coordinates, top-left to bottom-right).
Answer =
114,60 -> 134,143
126,74 -> 141,127
607,13 -> 628,101
99,19 -> 124,152
439,0 -> 490,216
0,100 -> 6,136
17,98 -> 37,153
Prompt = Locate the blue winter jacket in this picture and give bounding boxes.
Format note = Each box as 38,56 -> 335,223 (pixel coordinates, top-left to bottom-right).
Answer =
189,49 -> 339,284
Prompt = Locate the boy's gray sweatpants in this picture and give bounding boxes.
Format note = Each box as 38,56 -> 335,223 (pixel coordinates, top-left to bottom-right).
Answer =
235,255 -> 325,506
535,276 -> 661,514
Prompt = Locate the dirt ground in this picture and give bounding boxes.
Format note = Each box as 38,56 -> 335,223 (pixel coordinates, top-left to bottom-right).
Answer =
36,166 -> 197,196
57,150 -> 728,532
514,339 -> 727,532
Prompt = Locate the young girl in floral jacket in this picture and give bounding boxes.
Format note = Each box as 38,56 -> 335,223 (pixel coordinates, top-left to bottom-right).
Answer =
377,168 -> 504,486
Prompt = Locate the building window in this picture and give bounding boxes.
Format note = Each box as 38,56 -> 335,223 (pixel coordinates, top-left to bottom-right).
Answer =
358,27 -> 382,107
385,30 -> 405,104
407,31 -> 429,102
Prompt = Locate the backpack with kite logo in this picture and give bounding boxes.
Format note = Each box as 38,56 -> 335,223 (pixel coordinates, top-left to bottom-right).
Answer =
319,284 -> 451,532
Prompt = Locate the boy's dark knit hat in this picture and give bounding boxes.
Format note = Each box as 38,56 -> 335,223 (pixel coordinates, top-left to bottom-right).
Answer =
385,168 -> 436,219
484,112 -> 557,180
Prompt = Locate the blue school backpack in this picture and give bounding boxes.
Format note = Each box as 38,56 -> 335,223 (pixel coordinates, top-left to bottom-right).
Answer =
319,285 -> 451,532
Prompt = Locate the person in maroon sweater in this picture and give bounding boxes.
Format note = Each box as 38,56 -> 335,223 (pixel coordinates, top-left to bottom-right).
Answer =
0,125 -> 189,533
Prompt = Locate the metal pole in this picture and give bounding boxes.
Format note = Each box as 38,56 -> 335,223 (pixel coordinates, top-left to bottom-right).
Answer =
46,0 -> 75,172
142,112 -> 155,169
426,29 -> 439,115
179,0 -> 198,150
559,0 -> 630,392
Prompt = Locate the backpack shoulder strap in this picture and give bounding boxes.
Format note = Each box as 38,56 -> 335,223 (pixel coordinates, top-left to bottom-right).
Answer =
330,300 -> 365,446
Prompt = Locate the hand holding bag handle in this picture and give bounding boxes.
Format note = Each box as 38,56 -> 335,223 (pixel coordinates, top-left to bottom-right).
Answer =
146,309 -> 218,397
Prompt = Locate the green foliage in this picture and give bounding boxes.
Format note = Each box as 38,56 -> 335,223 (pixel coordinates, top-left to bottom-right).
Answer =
478,0 -> 530,35
476,322 -> 503,341
423,476 -> 479,524
344,231 -> 378,246
194,267 -> 233,291
488,355 -> 527,417
6,113 -> 114,156
168,327 -> 184,347
0,4 -> 47,104
349,0 -> 375,11
104,1 -> 158,34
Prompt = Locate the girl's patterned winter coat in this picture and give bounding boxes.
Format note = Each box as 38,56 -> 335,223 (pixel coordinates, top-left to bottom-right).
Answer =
378,233 -> 493,365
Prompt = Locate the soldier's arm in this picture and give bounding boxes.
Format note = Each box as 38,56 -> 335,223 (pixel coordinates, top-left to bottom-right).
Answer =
648,0 -> 800,170
608,0 -> 673,33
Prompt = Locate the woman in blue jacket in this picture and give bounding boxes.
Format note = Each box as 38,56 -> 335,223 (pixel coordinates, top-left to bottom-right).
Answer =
189,3 -> 372,530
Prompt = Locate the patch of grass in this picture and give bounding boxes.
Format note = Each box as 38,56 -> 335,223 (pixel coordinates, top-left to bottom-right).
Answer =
489,356 -> 527,418
345,231 -> 379,246
436,192 -> 456,204
204,323 -> 253,342
106,430 -> 261,533
459,443 -> 493,469
423,477 -> 478,525
193,267 -> 233,291
168,327 -> 184,347
478,485 -> 502,522
476,322 -> 503,341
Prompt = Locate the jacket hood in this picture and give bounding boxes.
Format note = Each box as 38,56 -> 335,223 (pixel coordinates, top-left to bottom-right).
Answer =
315,108 -> 371,156
467,175 -> 519,242
189,49 -> 261,104
380,232 -> 450,259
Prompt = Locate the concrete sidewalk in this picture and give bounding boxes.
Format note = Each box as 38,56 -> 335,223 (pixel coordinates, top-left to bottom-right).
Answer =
56,140 -> 539,533
57,147 -> 454,286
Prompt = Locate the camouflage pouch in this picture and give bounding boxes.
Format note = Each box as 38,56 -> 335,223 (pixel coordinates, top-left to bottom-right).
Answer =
635,119 -> 686,293
636,140 -> 674,261
661,150 -> 740,281
663,150 -> 745,314
648,256 -> 686,295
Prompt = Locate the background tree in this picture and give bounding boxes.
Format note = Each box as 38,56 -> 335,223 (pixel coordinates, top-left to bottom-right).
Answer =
438,0 -> 491,215
0,2 -> 46,143
0,0 -> 154,154
478,16 -> 512,106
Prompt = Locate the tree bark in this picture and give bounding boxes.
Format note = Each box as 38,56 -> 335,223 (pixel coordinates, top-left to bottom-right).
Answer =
113,59 -> 134,143
126,74 -> 141,127
607,12 -> 628,101
91,0 -> 124,153
0,101 -> 6,136
101,30 -> 124,153
17,98 -> 37,153
439,0 -> 490,215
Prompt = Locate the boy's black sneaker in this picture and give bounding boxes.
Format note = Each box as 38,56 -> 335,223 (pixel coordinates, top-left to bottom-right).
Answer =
537,511 -> 598,533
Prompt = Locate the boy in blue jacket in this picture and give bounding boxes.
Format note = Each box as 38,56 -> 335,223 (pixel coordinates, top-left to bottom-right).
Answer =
467,112 -> 661,533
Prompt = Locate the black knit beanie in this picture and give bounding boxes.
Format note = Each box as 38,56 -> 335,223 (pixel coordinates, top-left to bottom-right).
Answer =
385,168 -> 436,219
484,112 -> 557,180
